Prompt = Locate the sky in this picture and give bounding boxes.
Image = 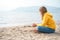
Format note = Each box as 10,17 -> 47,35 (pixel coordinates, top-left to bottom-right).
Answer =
0,0 -> 60,11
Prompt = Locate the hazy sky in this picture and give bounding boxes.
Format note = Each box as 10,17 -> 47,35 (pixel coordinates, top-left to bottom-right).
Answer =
0,0 -> 60,11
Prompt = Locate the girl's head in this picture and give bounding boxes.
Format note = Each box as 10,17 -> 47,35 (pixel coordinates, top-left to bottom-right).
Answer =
39,6 -> 47,16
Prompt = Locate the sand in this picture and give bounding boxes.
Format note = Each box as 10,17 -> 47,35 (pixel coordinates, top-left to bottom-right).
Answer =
0,25 -> 60,40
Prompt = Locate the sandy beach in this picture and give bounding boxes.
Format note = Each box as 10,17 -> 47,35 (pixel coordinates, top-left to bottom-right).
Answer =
0,25 -> 60,40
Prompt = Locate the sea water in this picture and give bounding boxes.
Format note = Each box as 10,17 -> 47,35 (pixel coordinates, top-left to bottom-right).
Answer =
0,12 -> 41,27
0,11 -> 60,27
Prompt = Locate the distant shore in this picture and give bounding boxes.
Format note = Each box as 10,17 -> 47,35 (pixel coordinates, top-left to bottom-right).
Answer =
0,25 -> 60,40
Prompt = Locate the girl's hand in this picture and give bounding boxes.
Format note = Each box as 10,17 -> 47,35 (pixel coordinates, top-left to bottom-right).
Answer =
32,23 -> 37,27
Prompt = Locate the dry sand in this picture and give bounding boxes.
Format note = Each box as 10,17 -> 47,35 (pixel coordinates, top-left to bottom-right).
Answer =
0,25 -> 60,40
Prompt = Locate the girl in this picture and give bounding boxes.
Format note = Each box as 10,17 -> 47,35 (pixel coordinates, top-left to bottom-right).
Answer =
32,6 -> 56,33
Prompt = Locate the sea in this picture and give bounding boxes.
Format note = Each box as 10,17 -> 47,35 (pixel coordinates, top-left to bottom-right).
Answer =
0,7 -> 60,27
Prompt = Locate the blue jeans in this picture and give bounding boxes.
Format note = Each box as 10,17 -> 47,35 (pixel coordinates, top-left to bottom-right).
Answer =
37,26 -> 55,33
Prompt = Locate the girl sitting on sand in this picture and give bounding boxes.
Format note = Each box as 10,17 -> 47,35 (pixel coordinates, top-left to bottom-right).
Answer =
32,6 -> 56,33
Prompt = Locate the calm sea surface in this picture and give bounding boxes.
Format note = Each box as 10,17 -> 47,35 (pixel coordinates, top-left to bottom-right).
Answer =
0,12 -> 60,27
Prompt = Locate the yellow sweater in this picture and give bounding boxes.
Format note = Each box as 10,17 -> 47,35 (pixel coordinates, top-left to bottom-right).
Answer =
37,12 -> 56,30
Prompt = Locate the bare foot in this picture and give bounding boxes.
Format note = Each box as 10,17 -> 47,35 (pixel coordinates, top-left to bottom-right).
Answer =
33,28 -> 38,33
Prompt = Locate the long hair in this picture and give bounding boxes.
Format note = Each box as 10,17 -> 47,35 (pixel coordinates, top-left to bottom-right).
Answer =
40,6 -> 47,20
